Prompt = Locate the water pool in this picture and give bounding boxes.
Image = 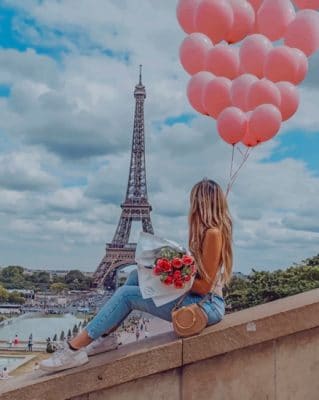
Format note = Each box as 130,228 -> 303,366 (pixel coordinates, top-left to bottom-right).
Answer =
0,313 -> 84,341
0,356 -> 25,370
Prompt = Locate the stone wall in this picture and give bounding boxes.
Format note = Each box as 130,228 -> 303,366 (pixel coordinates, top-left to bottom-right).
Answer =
1,288 -> 319,400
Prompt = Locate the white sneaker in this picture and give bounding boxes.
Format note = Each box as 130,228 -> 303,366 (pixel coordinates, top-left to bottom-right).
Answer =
85,334 -> 119,356
39,344 -> 89,373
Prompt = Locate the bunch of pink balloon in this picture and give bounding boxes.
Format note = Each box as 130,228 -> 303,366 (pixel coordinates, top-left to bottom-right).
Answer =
177,0 -> 319,147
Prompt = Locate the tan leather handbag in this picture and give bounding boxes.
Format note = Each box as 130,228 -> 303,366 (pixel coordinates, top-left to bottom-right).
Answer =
171,293 -> 209,338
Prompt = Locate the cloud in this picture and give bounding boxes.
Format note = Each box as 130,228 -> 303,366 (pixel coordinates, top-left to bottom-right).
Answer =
0,150 -> 58,191
0,48 -> 60,88
0,0 -> 318,273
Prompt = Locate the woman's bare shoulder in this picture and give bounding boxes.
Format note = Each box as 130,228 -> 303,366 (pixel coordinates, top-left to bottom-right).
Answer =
205,227 -> 221,237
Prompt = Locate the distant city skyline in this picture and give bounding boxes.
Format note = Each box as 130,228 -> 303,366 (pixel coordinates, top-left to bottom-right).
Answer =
0,2 -> 318,274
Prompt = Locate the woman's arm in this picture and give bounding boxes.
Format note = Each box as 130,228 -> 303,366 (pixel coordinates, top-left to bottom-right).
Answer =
190,228 -> 222,296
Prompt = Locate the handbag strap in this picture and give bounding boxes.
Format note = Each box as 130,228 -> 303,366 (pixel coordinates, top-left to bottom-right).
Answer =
173,267 -> 222,311
173,290 -> 210,311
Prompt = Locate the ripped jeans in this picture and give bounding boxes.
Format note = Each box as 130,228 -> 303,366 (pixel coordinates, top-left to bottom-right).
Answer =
86,269 -> 225,340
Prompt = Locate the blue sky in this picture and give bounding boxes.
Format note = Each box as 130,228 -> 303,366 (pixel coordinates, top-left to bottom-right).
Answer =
0,0 -> 318,274
264,130 -> 319,174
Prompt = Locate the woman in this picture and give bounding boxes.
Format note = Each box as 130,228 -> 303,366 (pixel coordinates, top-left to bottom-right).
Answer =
40,179 -> 233,372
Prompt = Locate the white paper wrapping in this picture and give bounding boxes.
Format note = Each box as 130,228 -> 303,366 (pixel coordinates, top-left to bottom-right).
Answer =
135,232 -> 195,307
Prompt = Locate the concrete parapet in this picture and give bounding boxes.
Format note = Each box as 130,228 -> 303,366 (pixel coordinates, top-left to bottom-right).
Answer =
1,288 -> 319,400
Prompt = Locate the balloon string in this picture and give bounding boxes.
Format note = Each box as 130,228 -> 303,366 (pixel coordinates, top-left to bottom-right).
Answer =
226,146 -> 253,197
236,145 -> 245,157
226,145 -> 235,196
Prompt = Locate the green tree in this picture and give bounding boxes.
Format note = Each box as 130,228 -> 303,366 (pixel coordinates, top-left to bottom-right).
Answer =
60,330 -> 65,341
0,266 -> 26,289
0,285 -> 9,302
72,324 -> 79,336
8,291 -> 25,304
50,283 -> 68,294
224,257 -> 319,312
31,271 -> 50,285
53,333 -> 58,342
67,329 -> 72,340
64,270 -> 92,290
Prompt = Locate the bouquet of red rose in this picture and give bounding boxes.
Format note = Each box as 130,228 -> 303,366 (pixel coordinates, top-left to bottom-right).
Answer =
152,247 -> 196,289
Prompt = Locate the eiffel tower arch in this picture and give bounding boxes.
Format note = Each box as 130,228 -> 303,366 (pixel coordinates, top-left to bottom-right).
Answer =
93,66 -> 154,290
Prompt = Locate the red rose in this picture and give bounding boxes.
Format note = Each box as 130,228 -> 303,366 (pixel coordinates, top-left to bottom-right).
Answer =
164,276 -> 174,286
182,255 -> 194,265
153,266 -> 162,276
183,275 -> 191,282
173,270 -> 182,279
174,279 -> 184,289
156,258 -> 166,269
172,258 -> 183,269
191,264 -> 197,274
157,258 -> 172,272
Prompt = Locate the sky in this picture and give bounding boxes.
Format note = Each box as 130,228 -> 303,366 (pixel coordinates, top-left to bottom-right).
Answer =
0,0 -> 318,274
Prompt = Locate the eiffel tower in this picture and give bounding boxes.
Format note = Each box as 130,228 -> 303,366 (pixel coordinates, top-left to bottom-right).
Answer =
93,66 -> 154,289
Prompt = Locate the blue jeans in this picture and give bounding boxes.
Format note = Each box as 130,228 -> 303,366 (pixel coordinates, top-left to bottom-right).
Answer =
86,269 -> 225,340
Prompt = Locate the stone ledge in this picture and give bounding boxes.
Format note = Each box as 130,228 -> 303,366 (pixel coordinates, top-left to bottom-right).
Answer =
1,288 -> 319,400
0,332 -> 182,400
183,287 -> 319,364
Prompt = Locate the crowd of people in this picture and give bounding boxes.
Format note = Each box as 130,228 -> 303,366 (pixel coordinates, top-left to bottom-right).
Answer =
119,315 -> 151,342
0,313 -> 155,378
6,333 -> 33,351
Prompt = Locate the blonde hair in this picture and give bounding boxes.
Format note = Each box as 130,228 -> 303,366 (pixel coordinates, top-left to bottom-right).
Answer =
188,179 -> 233,285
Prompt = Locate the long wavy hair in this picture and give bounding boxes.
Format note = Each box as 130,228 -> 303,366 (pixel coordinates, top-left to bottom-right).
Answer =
188,179 -> 233,286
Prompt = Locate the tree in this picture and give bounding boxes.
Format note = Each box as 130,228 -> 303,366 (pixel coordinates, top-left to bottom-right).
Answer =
224,258 -> 319,312
67,329 -> 72,340
8,291 -> 25,304
50,283 -> 68,294
31,271 -> 50,285
72,324 -> 79,337
64,270 -> 92,290
0,266 -> 26,289
0,285 -> 9,302
53,333 -> 58,342
60,330 -> 65,341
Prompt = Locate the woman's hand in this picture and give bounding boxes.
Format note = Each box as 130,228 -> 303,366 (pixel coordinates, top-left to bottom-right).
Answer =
191,228 -> 222,296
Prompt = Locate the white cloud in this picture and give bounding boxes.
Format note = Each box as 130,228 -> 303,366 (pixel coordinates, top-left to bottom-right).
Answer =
0,0 -> 318,272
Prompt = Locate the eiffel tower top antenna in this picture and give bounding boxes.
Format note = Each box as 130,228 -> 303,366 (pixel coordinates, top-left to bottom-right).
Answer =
139,64 -> 142,85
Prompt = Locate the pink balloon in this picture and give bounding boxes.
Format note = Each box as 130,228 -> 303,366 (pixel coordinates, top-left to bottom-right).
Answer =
195,0 -> 234,44
276,82 -> 300,121
247,0 -> 264,13
242,128 -> 259,147
249,104 -> 282,143
284,10 -> 319,56
203,77 -> 232,118
257,0 -> 296,41
247,0 -> 263,13
294,0 -> 319,10
240,34 -> 273,78
217,107 -> 248,145
176,0 -> 200,34
180,33 -> 213,75
264,46 -> 300,83
247,79 -> 281,110
294,48 -> 309,84
231,74 -> 258,111
227,0 -> 255,44
205,44 -> 240,79
187,72 -> 215,115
